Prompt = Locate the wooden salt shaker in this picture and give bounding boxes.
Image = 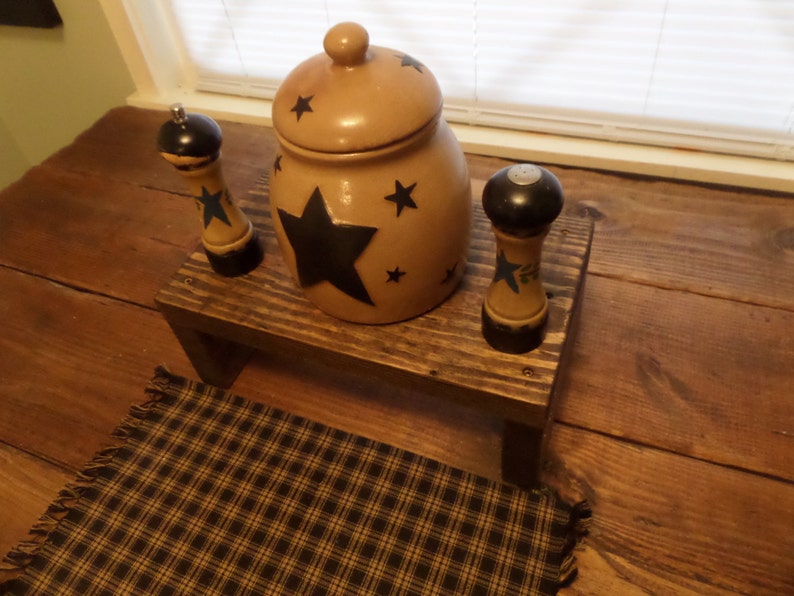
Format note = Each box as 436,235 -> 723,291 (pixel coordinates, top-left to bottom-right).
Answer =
157,103 -> 263,277
481,164 -> 564,353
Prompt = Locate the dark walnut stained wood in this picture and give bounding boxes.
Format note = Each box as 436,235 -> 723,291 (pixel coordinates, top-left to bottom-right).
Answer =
0,107 -> 792,594
558,274 -> 794,482
545,425 -> 794,596
0,267 -> 192,471
0,165 -> 200,305
0,446 -> 72,561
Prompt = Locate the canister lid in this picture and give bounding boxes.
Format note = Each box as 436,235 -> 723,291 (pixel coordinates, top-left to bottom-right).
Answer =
272,22 -> 443,154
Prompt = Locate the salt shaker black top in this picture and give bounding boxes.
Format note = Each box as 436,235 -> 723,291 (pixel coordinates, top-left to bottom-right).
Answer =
482,164 -> 564,237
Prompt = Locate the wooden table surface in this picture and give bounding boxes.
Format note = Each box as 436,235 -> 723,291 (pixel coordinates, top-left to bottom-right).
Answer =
1,106 -> 792,594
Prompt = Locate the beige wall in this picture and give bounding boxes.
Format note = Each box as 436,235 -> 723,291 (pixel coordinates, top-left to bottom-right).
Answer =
0,0 -> 134,189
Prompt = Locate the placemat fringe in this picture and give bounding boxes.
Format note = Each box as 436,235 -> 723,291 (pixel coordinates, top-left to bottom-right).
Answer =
558,499 -> 592,587
147,364 -> 175,395
0,367 -> 172,590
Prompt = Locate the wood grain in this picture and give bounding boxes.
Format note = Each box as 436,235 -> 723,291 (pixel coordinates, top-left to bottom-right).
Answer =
0,267 -> 191,470
556,275 -> 794,482
0,445 -> 72,566
0,165 -> 200,306
547,424 -> 794,596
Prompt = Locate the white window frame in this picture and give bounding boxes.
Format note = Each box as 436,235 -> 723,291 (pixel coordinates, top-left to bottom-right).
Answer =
100,0 -> 793,193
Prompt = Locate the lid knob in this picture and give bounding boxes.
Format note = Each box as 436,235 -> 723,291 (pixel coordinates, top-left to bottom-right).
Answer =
323,22 -> 369,66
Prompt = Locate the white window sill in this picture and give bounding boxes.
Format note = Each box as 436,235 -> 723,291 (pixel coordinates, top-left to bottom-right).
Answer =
130,89 -> 794,194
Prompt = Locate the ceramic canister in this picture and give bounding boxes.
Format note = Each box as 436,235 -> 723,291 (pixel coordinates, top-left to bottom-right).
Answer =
270,22 -> 472,324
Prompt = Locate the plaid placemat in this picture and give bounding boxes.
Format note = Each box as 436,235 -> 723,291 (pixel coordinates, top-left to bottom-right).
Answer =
2,368 -> 589,595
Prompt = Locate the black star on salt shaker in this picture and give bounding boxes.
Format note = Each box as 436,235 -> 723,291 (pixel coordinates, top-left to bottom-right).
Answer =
481,164 -> 564,353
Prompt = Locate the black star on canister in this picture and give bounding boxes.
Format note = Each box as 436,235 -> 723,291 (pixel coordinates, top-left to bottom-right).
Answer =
278,187 -> 377,305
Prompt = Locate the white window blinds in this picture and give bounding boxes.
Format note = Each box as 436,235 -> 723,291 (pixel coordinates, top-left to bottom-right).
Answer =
167,0 -> 794,160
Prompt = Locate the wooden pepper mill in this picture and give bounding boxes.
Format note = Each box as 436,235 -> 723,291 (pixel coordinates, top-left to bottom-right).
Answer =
157,103 -> 263,277
481,164 -> 564,353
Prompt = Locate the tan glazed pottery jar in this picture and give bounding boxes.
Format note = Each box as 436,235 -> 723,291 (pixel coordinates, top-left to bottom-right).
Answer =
270,22 -> 472,324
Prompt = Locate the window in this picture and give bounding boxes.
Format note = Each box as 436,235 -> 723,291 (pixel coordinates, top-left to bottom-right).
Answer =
105,0 -> 794,190
169,1 -> 794,158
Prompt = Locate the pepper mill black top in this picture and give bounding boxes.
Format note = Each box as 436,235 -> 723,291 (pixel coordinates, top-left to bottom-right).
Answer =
481,164 -> 564,353
157,103 -> 263,277
482,164 -> 564,237
157,103 -> 222,163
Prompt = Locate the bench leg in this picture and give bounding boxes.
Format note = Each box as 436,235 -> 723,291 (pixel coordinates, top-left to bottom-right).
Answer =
166,322 -> 254,388
502,420 -> 545,489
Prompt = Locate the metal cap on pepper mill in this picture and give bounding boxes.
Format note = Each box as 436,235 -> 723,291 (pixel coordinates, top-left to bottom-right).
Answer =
481,164 -> 564,353
157,103 -> 263,277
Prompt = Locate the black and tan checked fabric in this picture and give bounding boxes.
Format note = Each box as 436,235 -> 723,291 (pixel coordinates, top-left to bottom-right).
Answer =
4,368 -> 587,595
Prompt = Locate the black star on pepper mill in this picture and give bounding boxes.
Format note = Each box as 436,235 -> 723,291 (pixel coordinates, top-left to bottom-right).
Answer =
481,164 -> 564,353
157,103 -> 263,276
